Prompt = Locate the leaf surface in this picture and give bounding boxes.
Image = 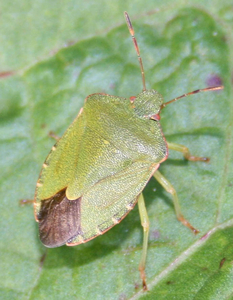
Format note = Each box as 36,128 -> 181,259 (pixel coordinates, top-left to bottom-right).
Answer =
0,2 -> 232,300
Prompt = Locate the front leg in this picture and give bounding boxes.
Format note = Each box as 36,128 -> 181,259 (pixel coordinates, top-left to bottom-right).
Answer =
167,141 -> 209,162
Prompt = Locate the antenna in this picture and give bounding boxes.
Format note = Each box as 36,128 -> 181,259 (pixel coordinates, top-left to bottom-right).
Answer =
161,85 -> 224,109
124,12 -> 146,91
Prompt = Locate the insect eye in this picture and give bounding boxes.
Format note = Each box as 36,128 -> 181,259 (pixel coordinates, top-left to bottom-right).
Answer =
130,96 -> 136,103
150,114 -> 161,121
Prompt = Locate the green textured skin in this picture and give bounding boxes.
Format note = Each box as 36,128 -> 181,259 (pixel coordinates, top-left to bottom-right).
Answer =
35,89 -> 167,245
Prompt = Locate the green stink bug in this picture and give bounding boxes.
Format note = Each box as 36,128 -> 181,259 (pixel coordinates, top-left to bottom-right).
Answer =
33,12 -> 224,290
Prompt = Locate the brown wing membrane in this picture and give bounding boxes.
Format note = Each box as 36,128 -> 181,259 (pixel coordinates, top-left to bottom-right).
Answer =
37,188 -> 82,248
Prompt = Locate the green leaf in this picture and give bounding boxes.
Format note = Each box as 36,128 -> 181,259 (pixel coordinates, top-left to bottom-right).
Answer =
0,2 -> 232,300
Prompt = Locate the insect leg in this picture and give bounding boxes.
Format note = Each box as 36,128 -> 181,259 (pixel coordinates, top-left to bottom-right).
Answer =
138,193 -> 149,291
167,142 -> 209,162
153,170 -> 199,234
19,199 -> 34,206
48,131 -> 60,141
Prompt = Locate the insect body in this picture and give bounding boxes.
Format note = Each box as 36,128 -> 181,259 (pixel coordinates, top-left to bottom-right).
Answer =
34,12 -> 223,290
35,90 -> 166,247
